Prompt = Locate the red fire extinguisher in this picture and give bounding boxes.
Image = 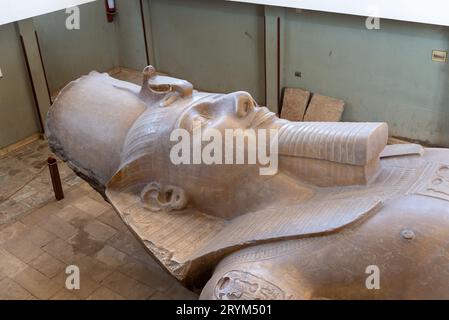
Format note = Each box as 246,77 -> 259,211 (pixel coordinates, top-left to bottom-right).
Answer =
105,0 -> 116,22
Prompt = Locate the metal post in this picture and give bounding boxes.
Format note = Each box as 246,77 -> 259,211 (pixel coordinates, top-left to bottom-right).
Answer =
47,157 -> 64,201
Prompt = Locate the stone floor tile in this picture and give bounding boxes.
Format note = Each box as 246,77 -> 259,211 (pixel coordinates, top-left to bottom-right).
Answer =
41,238 -> 81,264
14,267 -> 61,300
72,254 -> 114,282
84,220 -> 117,242
118,257 -> 174,292
3,237 -> 44,263
56,204 -> 93,229
52,271 -> 100,299
19,203 -> 59,226
132,247 -> 161,269
38,215 -> 78,240
0,277 -> 36,300
72,195 -> 110,217
87,287 -> 125,300
10,185 -> 38,203
50,288 -> 80,300
55,185 -> 89,207
147,291 -> 170,300
73,277 -> 101,300
0,200 -> 31,223
87,189 -> 106,203
94,245 -> 128,268
102,271 -> 155,300
152,282 -> 199,300
0,248 -> 28,277
107,231 -> 145,257
21,225 -> 56,247
67,230 -> 105,256
29,252 -> 65,278
63,175 -> 83,188
79,181 -> 94,193
20,190 -> 53,212
0,221 -> 28,245
96,209 -> 128,233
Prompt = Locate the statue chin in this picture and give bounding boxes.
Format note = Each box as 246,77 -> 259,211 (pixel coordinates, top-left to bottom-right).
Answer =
47,66 -> 449,299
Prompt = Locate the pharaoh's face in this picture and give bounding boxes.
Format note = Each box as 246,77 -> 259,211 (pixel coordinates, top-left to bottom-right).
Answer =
177,91 -> 279,134
137,87 -> 385,220
160,91 -> 310,219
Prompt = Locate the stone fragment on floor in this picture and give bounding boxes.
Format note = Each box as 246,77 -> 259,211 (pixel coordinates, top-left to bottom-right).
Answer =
304,93 -> 345,122
281,88 -> 311,121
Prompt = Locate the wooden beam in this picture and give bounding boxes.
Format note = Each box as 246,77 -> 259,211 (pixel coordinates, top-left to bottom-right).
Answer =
140,0 -> 156,67
17,19 -> 51,132
264,5 -> 284,114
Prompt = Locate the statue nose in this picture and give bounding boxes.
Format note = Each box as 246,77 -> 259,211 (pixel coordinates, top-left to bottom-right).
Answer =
232,91 -> 255,118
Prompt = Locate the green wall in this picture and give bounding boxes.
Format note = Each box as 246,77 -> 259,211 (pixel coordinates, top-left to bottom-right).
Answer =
33,0 -> 119,93
1,0 -> 449,148
146,1 -> 449,145
0,23 -> 41,148
115,0 -> 148,71
148,0 -> 266,103
282,10 -> 449,146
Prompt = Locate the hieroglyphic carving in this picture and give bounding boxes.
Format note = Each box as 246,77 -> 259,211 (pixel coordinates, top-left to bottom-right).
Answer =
215,271 -> 286,300
412,163 -> 449,202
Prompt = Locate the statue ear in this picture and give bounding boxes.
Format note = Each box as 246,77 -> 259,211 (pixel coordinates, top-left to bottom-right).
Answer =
140,182 -> 188,212
139,65 -> 193,107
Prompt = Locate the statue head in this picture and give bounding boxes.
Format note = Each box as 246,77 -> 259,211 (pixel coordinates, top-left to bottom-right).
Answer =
109,67 -> 389,220
47,66 -> 388,220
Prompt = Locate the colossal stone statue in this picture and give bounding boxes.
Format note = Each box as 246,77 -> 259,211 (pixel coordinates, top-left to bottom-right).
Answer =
47,66 -> 449,299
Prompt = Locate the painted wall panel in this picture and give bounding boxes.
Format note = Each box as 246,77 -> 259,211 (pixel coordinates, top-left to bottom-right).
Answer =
116,0 -> 148,71
283,10 -> 449,146
0,23 -> 40,148
228,0 -> 449,27
0,0 -> 95,26
149,0 -> 266,103
2,0 -> 448,148
33,0 -> 119,93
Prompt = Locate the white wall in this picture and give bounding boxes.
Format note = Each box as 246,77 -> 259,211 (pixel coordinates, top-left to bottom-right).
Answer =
0,0 -> 95,26
228,0 -> 449,27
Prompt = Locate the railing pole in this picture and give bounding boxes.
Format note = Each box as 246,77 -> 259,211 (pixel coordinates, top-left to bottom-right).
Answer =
47,157 -> 64,201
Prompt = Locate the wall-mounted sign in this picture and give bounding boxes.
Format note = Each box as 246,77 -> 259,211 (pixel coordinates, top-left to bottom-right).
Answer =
228,0 -> 449,27
0,0 -> 95,26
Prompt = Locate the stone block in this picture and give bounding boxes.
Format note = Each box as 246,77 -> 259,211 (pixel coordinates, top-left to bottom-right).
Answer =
280,88 -> 310,121
304,94 -> 344,122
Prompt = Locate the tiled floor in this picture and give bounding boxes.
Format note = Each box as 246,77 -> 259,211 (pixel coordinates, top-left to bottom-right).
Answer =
0,140 -> 197,300
0,68 -> 198,300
